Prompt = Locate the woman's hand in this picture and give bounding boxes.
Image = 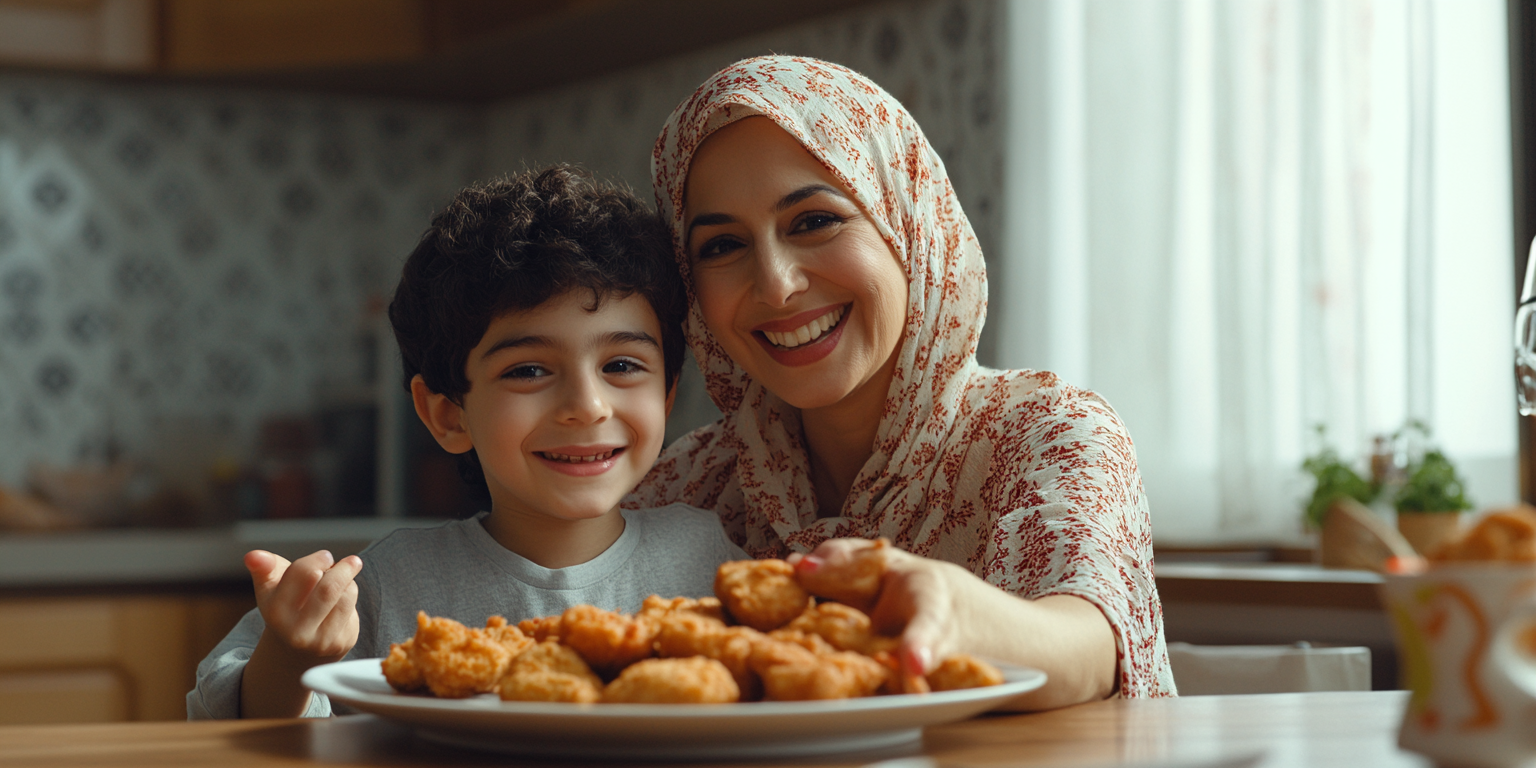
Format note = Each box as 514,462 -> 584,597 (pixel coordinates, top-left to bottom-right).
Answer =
789,538 -> 1119,710
240,549 -> 361,718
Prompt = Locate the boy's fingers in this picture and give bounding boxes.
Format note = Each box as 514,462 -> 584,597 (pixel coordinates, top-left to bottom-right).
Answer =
244,550 -> 291,599
293,555 -> 362,634
268,550 -> 335,617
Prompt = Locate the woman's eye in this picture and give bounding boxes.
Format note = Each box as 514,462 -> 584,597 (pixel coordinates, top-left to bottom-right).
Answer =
696,236 -> 742,261
792,212 -> 843,234
603,359 -> 646,375
503,365 -> 548,380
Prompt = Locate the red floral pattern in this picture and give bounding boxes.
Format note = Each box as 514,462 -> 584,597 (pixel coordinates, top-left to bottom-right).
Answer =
627,56 -> 1175,698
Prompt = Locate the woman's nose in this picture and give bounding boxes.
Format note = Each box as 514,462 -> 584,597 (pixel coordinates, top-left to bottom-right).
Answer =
751,240 -> 810,307
556,372 -> 612,425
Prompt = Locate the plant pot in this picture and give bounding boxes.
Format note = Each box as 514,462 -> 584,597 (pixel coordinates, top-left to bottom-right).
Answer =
1396,511 -> 1464,556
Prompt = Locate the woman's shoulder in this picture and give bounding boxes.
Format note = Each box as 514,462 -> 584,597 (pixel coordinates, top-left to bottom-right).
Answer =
626,419 -> 740,510
965,367 -> 1129,436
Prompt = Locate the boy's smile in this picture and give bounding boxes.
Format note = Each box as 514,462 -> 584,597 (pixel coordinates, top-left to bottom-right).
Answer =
412,289 -> 673,566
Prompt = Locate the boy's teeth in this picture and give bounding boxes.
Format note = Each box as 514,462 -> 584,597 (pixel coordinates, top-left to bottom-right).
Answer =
545,449 -> 615,463
765,306 -> 844,349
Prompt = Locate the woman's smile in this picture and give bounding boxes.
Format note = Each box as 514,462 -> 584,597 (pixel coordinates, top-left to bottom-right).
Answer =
751,303 -> 850,365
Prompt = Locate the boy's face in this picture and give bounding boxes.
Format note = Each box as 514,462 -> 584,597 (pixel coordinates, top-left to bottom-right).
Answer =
437,290 -> 671,523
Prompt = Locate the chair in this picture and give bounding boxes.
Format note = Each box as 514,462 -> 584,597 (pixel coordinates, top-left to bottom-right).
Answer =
1167,641 -> 1371,695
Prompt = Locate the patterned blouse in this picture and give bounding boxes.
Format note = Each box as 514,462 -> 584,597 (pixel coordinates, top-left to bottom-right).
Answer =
625,55 -> 1176,698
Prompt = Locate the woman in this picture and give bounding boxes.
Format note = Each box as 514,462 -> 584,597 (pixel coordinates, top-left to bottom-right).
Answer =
628,56 -> 1175,706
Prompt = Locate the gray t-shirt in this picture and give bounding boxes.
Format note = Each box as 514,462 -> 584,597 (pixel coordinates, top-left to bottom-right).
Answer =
187,504 -> 745,719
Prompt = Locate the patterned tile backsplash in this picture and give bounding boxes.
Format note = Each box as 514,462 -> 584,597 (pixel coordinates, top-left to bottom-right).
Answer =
0,81 -> 482,492
0,0 -> 1002,516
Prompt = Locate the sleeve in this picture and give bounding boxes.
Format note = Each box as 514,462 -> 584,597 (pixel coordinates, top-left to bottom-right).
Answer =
980,384 -> 1177,699
185,608 -> 333,720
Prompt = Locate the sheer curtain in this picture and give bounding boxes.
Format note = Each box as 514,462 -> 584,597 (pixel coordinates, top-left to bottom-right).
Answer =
994,0 -> 1516,541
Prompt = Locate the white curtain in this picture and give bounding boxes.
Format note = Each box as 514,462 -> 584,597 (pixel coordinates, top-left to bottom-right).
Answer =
995,0 -> 1516,541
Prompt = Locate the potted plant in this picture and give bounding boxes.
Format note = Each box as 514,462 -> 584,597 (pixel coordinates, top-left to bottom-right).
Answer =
1392,422 -> 1473,555
1301,426 -> 1377,531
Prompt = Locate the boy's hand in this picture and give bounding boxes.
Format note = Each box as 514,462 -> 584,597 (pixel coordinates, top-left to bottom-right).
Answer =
246,549 -> 362,666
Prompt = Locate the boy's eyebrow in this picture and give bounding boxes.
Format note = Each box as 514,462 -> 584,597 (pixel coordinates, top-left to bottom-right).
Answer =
479,330 -> 660,361
684,184 -> 847,244
480,335 -> 551,360
603,330 -> 660,349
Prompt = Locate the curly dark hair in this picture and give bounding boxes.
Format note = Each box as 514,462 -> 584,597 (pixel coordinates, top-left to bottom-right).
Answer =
387,165 -> 685,498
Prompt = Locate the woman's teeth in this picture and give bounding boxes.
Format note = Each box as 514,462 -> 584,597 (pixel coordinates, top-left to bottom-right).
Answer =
542,449 -> 618,463
763,306 -> 845,349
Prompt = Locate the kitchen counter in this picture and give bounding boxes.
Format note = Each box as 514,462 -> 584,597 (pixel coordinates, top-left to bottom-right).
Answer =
0,518 -> 447,590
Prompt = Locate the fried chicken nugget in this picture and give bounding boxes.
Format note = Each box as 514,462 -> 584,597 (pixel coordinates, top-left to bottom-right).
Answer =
559,605 -> 658,675
793,538 -> 891,607
498,641 -> 604,703
927,654 -> 1005,691
518,614 -> 562,643
483,615 -> 535,657
654,611 -> 765,701
1431,506 -> 1536,562
783,601 -> 900,654
602,657 -> 740,704
638,594 -> 726,622
715,559 -> 812,632
749,638 -> 887,701
409,612 -> 514,698
766,628 -> 837,655
381,640 -> 424,692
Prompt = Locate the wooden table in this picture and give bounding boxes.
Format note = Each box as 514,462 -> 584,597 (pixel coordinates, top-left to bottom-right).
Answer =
0,691 -> 1430,767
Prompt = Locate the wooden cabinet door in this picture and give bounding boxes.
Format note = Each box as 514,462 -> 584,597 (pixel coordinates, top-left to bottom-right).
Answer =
0,594 -> 249,723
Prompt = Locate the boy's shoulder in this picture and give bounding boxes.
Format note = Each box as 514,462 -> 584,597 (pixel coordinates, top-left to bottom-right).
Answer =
624,502 -> 725,531
359,515 -> 487,563
624,503 -> 743,560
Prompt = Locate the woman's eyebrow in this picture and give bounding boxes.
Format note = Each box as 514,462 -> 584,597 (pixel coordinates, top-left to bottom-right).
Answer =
685,184 -> 848,244
775,184 -> 845,211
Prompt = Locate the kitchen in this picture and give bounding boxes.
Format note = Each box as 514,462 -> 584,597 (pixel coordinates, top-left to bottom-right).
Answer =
0,1 -> 1532,766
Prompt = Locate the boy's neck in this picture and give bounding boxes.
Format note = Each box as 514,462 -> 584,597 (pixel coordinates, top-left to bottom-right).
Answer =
479,505 -> 628,569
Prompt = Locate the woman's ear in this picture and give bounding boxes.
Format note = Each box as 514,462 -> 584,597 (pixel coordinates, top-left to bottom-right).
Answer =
410,375 -> 474,454
664,380 -> 679,418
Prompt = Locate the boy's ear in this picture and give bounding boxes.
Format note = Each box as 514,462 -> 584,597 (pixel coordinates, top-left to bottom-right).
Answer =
664,380 -> 678,419
410,375 -> 474,454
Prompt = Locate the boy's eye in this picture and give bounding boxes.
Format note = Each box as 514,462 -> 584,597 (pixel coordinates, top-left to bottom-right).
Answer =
696,236 -> 742,261
791,212 -> 844,234
603,359 -> 646,375
503,364 -> 548,380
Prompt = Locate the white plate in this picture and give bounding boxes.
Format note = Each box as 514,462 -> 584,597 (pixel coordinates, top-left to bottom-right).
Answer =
303,657 -> 1046,761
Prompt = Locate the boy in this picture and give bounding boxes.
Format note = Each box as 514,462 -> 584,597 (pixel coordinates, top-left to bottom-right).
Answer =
188,166 -> 745,719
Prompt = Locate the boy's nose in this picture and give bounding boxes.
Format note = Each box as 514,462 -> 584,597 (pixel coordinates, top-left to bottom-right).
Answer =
558,373 -> 612,424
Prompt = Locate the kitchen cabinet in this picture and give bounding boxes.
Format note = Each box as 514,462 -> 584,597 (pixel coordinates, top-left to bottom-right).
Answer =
0,0 -> 879,101
0,588 -> 253,724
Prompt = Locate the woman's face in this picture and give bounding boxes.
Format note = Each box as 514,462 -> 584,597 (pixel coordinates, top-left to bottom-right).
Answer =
683,117 -> 908,412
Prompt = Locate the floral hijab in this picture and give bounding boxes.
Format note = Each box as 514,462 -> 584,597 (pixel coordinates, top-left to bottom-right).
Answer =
630,56 -> 1175,697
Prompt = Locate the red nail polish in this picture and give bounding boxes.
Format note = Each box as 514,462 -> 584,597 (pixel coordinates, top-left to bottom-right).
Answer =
797,556 -> 822,573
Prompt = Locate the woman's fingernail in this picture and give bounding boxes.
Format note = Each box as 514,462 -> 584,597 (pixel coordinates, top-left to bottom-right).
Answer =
905,645 -> 932,675
796,555 -> 823,573
319,550 -> 334,566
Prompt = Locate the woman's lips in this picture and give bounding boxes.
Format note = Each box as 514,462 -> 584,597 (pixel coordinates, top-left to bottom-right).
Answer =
534,446 -> 626,477
752,304 -> 850,367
